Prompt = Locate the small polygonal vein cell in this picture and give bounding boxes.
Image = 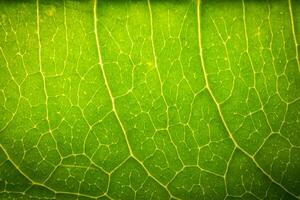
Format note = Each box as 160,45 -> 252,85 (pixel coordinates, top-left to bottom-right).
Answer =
0,0 -> 299,199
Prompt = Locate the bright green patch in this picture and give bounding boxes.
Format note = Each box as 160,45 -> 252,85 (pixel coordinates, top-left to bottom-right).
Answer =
0,0 -> 299,199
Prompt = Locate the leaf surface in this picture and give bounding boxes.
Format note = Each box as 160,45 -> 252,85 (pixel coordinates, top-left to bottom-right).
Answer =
0,0 -> 300,199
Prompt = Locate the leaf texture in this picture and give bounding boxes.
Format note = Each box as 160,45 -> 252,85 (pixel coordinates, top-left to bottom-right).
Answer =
0,0 -> 300,199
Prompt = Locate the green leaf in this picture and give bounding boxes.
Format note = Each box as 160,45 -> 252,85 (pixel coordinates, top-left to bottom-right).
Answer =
0,0 -> 299,199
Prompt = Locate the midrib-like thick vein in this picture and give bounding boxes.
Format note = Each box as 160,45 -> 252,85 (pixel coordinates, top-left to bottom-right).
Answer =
1,1 -> 104,198
196,0 -> 298,198
288,0 -> 300,72
93,0 -> 128,148
93,0 -> 177,199
2,0 -> 298,199
93,0 -> 134,159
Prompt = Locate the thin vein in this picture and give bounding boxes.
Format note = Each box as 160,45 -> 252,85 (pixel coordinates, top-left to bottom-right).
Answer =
36,0 -> 62,175
93,1 -> 177,198
62,0 -> 69,75
0,145 -> 107,199
93,0 -> 132,157
196,0 -> 299,198
242,0 -> 275,136
0,48 -> 21,133
147,0 -> 184,167
288,0 -> 300,72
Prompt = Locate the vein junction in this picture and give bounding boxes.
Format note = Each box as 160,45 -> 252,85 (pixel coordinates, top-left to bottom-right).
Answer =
0,0 -> 299,199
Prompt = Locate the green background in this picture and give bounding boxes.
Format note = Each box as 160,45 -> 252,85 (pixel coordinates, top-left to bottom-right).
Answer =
0,0 -> 300,199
